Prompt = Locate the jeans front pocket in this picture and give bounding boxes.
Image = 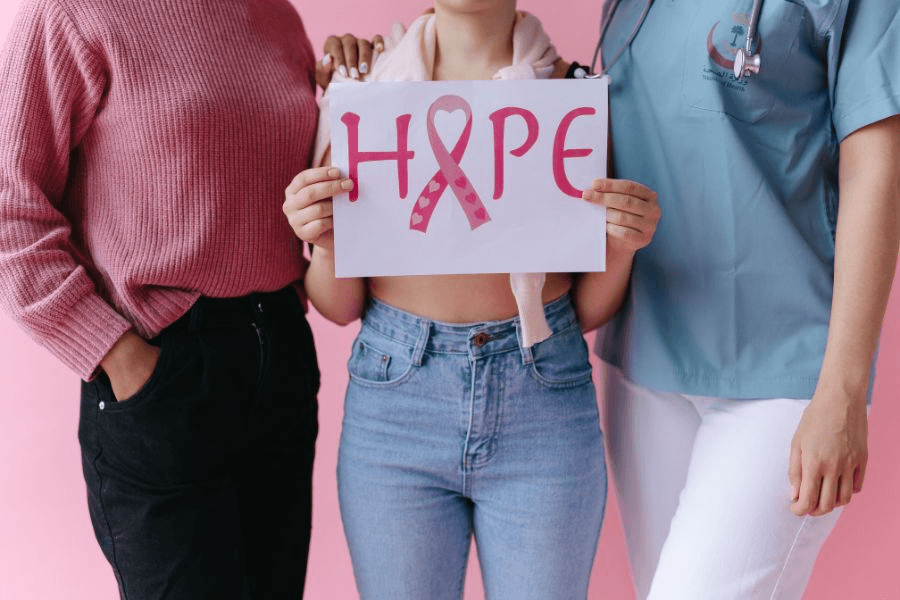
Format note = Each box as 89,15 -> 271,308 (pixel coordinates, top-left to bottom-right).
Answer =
347,329 -> 416,388
528,324 -> 594,390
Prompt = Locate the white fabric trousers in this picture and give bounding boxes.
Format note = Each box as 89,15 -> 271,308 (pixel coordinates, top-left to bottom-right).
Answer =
601,363 -> 843,600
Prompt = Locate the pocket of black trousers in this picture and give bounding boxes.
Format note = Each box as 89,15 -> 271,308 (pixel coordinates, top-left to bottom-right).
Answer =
94,331 -> 236,487
100,334 -> 173,411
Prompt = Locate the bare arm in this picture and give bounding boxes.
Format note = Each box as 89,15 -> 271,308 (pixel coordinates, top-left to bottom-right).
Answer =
284,153 -> 367,325
573,250 -> 635,332
790,114 -> 900,516
575,179 -> 660,331
304,241 -> 367,326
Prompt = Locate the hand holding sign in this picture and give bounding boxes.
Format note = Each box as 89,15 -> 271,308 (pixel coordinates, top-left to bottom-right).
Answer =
283,166 -> 354,254
583,178 -> 660,256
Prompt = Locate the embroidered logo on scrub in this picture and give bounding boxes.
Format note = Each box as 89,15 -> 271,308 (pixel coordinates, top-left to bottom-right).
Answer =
704,12 -> 757,91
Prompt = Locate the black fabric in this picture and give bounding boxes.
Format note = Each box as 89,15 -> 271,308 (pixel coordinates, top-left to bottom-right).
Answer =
565,61 -> 591,79
78,287 -> 319,599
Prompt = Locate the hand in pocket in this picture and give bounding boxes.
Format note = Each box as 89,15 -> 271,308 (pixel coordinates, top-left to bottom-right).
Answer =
100,331 -> 162,401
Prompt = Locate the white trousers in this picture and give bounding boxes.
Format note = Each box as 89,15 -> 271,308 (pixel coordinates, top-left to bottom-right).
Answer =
601,364 -> 843,600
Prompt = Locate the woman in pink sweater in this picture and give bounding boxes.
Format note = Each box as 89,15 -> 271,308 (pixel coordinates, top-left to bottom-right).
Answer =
0,0 -> 320,597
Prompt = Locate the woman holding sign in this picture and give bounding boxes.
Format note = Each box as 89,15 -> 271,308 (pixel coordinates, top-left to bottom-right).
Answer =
284,1 -> 659,598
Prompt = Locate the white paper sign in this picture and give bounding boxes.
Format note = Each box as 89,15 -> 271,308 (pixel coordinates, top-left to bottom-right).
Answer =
329,79 -> 608,278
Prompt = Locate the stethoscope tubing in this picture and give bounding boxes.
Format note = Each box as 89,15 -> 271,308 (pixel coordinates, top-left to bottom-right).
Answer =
590,0 -> 653,77
592,0 -> 763,79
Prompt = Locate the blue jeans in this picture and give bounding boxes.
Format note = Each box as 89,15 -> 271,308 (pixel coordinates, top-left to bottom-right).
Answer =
338,294 -> 606,600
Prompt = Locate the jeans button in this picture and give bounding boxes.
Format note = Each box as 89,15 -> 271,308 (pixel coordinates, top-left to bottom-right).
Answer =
473,333 -> 490,347
98,401 -> 106,410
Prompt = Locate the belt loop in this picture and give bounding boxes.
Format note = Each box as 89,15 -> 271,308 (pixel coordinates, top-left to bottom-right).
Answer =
516,321 -> 534,365
410,319 -> 430,367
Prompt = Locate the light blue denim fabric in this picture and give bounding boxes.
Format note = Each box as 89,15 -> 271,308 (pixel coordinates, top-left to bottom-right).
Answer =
337,294 -> 606,600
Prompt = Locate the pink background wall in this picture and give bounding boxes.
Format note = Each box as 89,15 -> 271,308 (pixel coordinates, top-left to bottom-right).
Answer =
0,1 -> 898,598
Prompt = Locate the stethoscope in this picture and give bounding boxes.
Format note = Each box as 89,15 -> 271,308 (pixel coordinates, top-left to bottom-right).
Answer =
590,0 -> 764,81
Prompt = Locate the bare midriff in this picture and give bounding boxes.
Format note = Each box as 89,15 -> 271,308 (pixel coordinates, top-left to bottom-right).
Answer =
368,273 -> 573,323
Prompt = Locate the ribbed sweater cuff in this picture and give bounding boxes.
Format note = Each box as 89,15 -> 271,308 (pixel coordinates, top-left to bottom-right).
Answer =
46,293 -> 132,381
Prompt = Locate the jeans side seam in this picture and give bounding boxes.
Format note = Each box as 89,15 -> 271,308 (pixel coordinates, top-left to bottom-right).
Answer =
92,448 -> 129,600
768,515 -> 809,599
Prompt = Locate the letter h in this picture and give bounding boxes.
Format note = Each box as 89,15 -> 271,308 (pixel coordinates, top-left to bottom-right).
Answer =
340,112 -> 415,202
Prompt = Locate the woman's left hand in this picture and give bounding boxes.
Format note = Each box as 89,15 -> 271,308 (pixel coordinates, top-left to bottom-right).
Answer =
582,179 -> 661,255
788,389 -> 868,517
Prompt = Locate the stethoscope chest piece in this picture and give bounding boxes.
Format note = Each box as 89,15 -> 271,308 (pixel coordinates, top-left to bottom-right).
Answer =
734,47 -> 761,81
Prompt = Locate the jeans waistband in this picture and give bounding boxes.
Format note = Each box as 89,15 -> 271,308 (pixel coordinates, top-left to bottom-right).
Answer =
361,293 -> 579,363
168,286 -> 302,333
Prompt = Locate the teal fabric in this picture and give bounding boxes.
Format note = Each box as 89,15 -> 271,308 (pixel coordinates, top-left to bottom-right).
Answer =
596,0 -> 900,399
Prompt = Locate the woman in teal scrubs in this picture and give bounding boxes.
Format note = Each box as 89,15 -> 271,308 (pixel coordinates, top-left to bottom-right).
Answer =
323,1 -> 899,597
591,1 -> 899,598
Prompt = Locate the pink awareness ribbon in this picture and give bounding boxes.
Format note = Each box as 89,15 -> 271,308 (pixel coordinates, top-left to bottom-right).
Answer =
410,95 -> 491,233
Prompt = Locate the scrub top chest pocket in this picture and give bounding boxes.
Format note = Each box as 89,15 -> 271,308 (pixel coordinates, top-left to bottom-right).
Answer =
682,0 -> 806,123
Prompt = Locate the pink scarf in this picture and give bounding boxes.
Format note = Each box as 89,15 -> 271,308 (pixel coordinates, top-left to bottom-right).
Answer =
316,11 -> 559,347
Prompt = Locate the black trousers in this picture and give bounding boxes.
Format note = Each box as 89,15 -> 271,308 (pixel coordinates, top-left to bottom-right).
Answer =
78,287 -> 319,599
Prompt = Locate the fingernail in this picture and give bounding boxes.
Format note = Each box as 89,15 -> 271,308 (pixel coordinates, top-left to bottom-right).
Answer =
341,179 -> 354,190
359,62 -> 369,74
328,168 -> 340,178
322,53 -> 332,67
350,67 -> 360,79
338,65 -> 348,77
375,43 -> 384,52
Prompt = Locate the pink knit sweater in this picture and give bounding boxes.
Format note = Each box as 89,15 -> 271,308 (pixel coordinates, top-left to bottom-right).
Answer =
0,0 -> 318,379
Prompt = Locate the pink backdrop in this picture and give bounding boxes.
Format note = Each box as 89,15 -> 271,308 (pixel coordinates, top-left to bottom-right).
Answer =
1,1 -> 898,598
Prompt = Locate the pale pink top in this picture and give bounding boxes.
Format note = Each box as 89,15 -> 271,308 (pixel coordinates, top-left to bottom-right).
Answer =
0,0 -> 318,379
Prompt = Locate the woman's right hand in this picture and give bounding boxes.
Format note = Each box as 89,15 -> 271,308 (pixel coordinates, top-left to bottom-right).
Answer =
283,167 -> 354,254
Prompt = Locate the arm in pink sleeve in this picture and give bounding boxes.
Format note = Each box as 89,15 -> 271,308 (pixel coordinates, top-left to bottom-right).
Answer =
0,0 -> 131,380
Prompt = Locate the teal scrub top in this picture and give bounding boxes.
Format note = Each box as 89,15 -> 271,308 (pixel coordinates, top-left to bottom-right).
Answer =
596,0 -> 900,399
